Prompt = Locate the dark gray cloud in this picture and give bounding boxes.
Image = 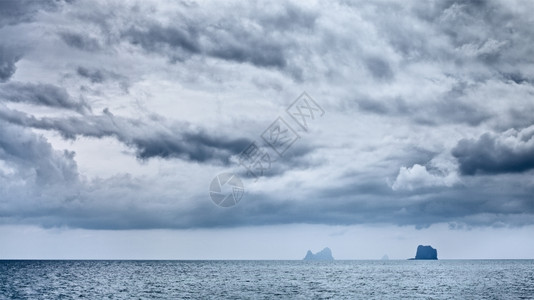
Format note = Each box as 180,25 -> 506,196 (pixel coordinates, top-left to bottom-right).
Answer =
0,119 -> 78,186
0,82 -> 90,113
124,24 -> 200,57
123,21 -> 288,69
59,32 -> 101,52
354,92 -> 492,127
0,106 -> 250,164
364,57 -> 394,81
118,3 -> 317,73
75,66 -> 130,92
0,0 -> 61,28
77,67 -> 104,83
76,67 -> 107,83
0,46 -> 21,82
452,126 -> 534,175
3,167 -> 532,230
131,129 -> 250,163
500,72 -> 533,85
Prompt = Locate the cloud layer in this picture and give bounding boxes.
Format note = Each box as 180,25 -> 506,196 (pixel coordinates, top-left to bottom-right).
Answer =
1,0 -> 534,230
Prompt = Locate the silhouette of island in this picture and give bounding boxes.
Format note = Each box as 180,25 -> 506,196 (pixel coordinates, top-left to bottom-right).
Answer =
413,245 -> 438,260
303,247 -> 334,261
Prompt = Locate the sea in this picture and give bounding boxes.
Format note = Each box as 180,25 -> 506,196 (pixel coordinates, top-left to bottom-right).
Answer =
1,260 -> 533,299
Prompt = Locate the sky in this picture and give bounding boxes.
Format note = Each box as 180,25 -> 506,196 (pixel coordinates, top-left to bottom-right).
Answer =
0,0 -> 533,259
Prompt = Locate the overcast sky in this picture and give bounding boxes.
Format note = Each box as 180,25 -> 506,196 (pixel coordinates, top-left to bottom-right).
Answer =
1,0 -> 534,259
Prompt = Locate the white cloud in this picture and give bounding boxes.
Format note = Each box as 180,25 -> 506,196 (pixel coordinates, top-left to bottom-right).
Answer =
392,164 -> 460,191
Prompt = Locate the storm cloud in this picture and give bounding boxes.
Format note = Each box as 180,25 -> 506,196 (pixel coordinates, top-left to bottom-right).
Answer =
59,32 -> 102,52
0,82 -> 90,113
0,46 -> 21,82
1,0 -> 534,231
0,0 -> 61,28
452,126 -> 534,175
122,13 -> 298,70
0,119 -> 78,186
0,106 -> 251,164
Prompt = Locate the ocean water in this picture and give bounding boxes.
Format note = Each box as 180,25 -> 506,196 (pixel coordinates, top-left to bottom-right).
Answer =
1,260 -> 533,299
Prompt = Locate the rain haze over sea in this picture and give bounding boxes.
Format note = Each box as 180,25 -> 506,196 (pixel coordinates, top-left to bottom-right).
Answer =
1,0 -> 534,298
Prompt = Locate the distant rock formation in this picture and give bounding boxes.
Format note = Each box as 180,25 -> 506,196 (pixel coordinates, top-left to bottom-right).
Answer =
381,254 -> 389,260
303,247 -> 334,261
414,245 -> 438,260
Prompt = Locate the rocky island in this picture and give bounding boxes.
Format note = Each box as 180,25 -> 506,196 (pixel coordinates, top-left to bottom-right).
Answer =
413,245 -> 438,260
303,247 -> 334,261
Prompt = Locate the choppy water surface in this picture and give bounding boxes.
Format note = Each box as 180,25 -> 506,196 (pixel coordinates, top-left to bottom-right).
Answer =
1,260 -> 533,299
